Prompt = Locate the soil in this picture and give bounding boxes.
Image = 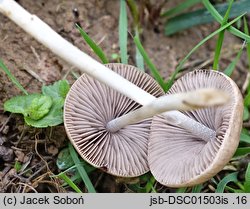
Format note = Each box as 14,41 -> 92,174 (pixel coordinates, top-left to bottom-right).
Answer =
0,0 -> 249,193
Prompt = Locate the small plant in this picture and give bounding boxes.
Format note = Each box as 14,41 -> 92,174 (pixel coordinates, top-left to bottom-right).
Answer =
162,0 -> 250,37
3,79 -> 70,127
214,163 -> 250,193
55,144 -> 96,193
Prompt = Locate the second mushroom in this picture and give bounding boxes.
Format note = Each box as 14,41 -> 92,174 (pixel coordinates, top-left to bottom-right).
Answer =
64,63 -> 232,180
149,69 -> 243,187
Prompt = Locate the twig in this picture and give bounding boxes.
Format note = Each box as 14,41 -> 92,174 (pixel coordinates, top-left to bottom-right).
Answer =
31,171 -> 61,192
96,35 -> 106,46
0,114 -> 12,133
17,182 -> 38,193
34,133 -> 50,171
62,66 -> 75,80
15,125 -> 29,146
22,65 -> 45,84
27,163 -> 51,182
30,46 -> 41,62
242,72 -> 250,94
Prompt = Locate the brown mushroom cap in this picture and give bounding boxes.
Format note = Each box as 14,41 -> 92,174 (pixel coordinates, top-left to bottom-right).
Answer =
64,63 -> 164,177
148,69 -> 243,187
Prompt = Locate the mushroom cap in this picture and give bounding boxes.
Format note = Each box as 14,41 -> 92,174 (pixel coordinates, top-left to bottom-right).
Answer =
148,69 -> 243,187
64,63 -> 164,177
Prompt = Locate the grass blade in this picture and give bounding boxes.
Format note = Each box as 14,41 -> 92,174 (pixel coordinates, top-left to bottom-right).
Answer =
176,187 -> 187,193
202,0 -> 250,43
133,35 -> 165,90
191,184 -> 203,193
245,92 -> 250,106
244,17 -> 250,66
145,175 -> 156,193
165,0 -> 250,36
223,42 -> 244,76
119,0 -> 128,64
243,106 -> 249,121
0,60 -> 28,95
213,0 -> 234,70
244,163 -> 250,192
126,0 -> 139,27
233,147 -> 250,158
135,30 -> 144,70
68,144 -> 96,193
240,132 -> 250,144
126,0 -> 144,70
58,173 -> 83,193
162,0 -> 202,17
76,24 -> 108,64
135,41 -> 144,70
215,172 -> 238,193
164,13 -> 246,91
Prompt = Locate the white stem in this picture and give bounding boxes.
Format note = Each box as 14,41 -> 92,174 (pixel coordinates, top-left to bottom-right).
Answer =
163,111 -> 216,142
107,88 -> 229,142
0,0 -> 217,141
0,0 -> 153,104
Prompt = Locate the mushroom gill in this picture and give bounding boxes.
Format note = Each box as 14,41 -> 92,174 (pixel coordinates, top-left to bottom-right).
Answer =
64,63 -> 164,177
149,69 -> 243,187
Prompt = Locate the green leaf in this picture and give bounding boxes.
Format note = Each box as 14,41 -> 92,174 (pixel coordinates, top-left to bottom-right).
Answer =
26,80 -> 71,127
161,0 -> 202,17
213,0 -> 234,70
128,184 -> 146,193
145,175 -> 156,193
76,24 -> 108,64
0,60 -> 28,95
164,13 -> 246,91
202,0 -> 250,43
243,106 -> 249,121
244,17 -> 250,67
215,172 -> 239,193
4,80 -> 69,128
26,95 -> 52,120
191,184 -> 203,193
126,0 -> 139,27
126,0 -> 144,70
240,132 -> 250,144
164,0 -> 250,38
244,88 -> 250,107
56,148 -> 75,170
68,144 -> 96,193
58,173 -> 83,193
233,147 -> 250,158
135,30 -> 144,71
42,80 -> 69,103
24,100 -> 63,127
14,161 -> 22,172
223,43 -> 244,76
4,94 -> 51,119
244,163 -> 250,192
176,187 -> 187,193
119,0 -> 128,64
133,35 -> 165,90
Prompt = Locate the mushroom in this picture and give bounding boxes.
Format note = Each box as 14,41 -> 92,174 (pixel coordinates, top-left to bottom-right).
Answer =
64,64 -> 229,178
64,63 -> 164,177
148,69 -> 243,187
0,0 -> 237,181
